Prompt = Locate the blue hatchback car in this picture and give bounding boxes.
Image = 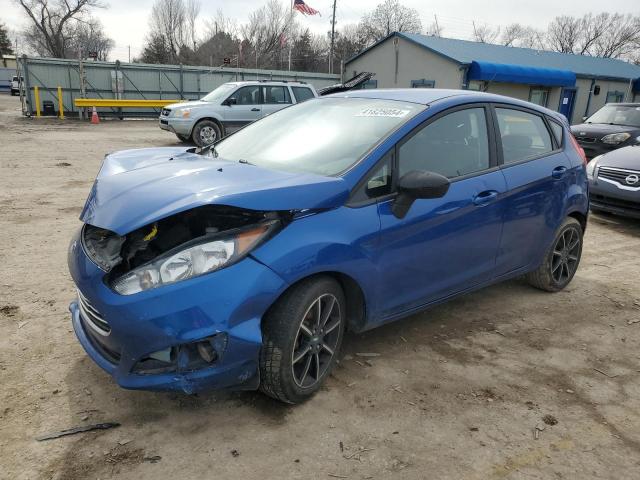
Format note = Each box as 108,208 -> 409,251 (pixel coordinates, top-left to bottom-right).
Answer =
68,89 -> 589,403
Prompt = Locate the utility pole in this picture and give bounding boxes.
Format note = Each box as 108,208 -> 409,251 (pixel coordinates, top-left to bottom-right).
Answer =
433,15 -> 441,37
329,0 -> 337,74
128,45 -> 131,63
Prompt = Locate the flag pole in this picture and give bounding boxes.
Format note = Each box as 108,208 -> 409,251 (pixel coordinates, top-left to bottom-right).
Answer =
288,0 -> 293,71
329,0 -> 336,74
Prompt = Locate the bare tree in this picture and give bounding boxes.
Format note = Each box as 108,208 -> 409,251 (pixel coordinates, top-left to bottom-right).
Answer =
589,13 -> 640,58
546,15 -> 583,54
241,0 -> 294,68
67,17 -> 114,60
473,23 -> 500,44
357,0 -> 422,45
185,0 -> 201,51
14,0 -> 105,58
150,0 -> 187,63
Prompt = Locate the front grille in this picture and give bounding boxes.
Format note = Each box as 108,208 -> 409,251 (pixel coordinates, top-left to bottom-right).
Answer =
598,166 -> 640,187
160,119 -> 168,125
77,290 -> 110,335
161,108 -> 171,116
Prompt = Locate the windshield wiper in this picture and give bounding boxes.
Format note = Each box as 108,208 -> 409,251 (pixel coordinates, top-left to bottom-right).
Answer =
238,159 -> 254,165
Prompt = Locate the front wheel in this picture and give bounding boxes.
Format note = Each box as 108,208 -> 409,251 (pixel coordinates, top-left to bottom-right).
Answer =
260,277 -> 345,404
176,133 -> 190,143
191,120 -> 221,147
526,217 -> 583,292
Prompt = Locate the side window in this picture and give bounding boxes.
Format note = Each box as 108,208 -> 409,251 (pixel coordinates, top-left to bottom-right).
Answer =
606,91 -> 625,103
291,86 -> 315,103
263,86 -> 291,105
548,119 -> 564,146
398,108 -> 490,179
350,153 -> 393,204
411,79 -> 435,88
229,86 -> 261,105
496,108 -> 553,164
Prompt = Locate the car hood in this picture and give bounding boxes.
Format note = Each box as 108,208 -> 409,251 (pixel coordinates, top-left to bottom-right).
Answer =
571,123 -> 640,137
80,147 -> 349,235
165,100 -> 210,110
596,145 -> 640,170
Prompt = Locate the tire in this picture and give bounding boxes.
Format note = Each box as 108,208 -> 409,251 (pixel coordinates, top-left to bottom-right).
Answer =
260,276 -> 345,404
176,133 -> 190,143
191,120 -> 221,147
526,217 -> 583,292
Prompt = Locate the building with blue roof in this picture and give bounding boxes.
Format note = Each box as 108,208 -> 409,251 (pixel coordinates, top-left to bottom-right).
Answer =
345,32 -> 640,124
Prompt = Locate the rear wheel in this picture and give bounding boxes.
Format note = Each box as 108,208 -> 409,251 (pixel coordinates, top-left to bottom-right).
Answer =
191,120 -> 221,147
526,217 -> 583,292
260,277 -> 345,404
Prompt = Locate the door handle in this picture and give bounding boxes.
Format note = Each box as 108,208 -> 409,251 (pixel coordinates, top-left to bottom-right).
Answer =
251,108 -> 260,112
472,190 -> 499,206
552,166 -> 568,179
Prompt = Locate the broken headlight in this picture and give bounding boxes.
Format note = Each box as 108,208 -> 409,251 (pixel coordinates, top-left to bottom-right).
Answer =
112,223 -> 275,295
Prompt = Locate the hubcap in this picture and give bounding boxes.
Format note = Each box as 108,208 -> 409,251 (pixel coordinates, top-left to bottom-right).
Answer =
199,126 -> 216,145
551,227 -> 581,284
291,294 -> 341,388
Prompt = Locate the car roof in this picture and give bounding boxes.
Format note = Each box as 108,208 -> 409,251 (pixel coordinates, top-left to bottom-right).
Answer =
225,80 -> 311,86
326,88 -> 566,122
605,103 -> 640,107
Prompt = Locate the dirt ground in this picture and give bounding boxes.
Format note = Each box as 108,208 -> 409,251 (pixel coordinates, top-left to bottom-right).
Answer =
1,93 -> 640,480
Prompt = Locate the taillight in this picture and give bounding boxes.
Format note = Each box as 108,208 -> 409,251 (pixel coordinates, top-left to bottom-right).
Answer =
569,133 -> 587,165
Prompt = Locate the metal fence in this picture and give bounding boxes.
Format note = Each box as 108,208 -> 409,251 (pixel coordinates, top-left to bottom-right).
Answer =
17,56 -> 341,118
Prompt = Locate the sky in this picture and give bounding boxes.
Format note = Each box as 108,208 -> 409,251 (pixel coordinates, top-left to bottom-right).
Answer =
1,0 -> 639,61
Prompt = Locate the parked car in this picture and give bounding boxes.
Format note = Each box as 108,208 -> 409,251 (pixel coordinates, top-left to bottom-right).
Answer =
587,145 -> 640,218
69,89 -> 588,404
571,103 -> 640,159
159,81 -> 319,146
10,76 -> 24,96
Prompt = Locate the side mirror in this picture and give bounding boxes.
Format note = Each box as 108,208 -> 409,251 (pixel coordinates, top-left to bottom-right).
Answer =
582,116 -> 588,122
392,170 -> 450,219
223,98 -> 237,106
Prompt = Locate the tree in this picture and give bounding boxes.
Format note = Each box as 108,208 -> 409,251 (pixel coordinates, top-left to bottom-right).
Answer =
67,18 -> 114,60
14,0 -> 105,58
139,33 -> 172,64
473,24 -> 500,44
241,0 -> 294,69
357,0 -> 422,45
0,22 -> 13,56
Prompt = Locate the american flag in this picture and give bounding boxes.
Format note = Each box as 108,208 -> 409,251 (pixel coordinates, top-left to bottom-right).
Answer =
293,0 -> 320,16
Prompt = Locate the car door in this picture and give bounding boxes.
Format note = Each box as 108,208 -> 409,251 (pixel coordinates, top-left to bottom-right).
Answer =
491,105 -> 572,277
374,105 -> 507,321
221,85 -> 262,133
261,85 -> 293,117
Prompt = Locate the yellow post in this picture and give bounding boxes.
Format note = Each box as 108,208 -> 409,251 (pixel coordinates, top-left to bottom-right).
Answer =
57,86 -> 64,119
34,86 -> 41,117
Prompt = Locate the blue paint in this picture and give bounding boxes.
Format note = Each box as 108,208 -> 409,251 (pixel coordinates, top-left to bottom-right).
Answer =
68,90 -> 589,394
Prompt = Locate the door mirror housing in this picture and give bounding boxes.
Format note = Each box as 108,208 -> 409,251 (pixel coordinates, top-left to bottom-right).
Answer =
223,97 -> 237,106
392,170 -> 450,218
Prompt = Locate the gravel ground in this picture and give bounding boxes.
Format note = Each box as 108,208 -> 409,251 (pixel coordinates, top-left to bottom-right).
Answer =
1,93 -> 639,480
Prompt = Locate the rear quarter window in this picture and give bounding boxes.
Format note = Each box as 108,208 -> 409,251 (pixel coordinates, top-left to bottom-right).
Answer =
292,87 -> 315,103
548,119 -> 564,147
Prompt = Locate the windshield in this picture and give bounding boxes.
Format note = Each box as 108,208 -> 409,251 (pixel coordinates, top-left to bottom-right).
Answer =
586,105 -> 640,127
215,97 -> 424,176
201,83 -> 236,103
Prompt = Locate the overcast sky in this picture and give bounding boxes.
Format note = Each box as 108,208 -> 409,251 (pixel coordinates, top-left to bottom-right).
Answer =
1,0 -> 639,60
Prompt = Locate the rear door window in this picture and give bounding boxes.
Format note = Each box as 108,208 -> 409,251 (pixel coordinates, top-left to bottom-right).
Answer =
291,86 -> 315,103
496,108 -> 553,164
263,86 -> 292,105
398,107 -> 490,179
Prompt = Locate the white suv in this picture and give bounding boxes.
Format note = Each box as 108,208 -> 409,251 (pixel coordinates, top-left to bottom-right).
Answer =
159,81 -> 318,146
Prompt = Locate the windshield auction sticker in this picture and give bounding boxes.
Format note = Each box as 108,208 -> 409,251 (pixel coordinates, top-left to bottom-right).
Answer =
356,108 -> 410,118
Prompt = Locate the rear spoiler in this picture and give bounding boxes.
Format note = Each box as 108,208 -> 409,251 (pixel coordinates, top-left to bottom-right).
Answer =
317,72 -> 375,96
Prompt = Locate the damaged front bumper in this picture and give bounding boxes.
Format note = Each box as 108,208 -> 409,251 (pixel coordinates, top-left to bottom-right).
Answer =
67,230 -> 286,394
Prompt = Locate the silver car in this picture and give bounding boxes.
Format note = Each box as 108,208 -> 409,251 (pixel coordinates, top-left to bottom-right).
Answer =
159,81 -> 318,146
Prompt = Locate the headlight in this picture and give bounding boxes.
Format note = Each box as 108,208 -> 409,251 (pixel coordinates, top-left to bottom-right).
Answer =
112,223 -> 274,295
601,132 -> 630,144
586,155 -> 601,179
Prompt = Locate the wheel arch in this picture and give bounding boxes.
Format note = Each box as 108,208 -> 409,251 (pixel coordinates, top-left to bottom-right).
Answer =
567,210 -> 587,232
265,271 -> 368,334
191,116 -> 225,137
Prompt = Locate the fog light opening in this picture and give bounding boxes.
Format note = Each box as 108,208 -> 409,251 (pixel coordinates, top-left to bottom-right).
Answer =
197,341 -> 218,363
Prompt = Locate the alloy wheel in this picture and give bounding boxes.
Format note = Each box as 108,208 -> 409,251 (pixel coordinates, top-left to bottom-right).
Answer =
551,226 -> 581,284
199,126 -> 217,145
291,294 -> 342,388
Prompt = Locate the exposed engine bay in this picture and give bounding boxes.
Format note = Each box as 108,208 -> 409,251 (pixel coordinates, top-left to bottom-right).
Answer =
82,205 -> 290,281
